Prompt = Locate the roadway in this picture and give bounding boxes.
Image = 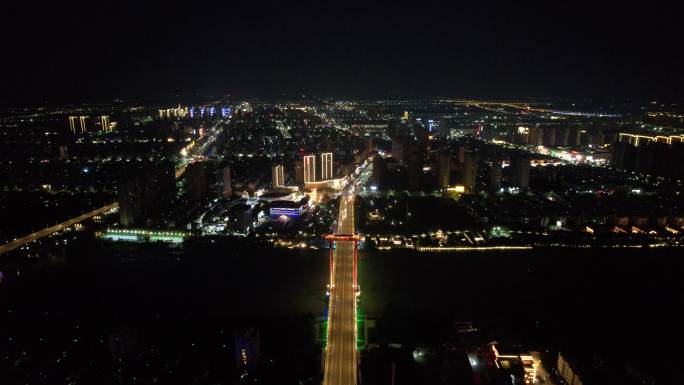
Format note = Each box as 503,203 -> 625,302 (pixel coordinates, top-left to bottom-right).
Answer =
0,202 -> 119,256
175,119 -> 225,179
323,195 -> 357,385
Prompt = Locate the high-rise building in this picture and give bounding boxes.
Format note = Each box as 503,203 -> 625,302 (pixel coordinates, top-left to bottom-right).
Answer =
555,127 -> 570,147
185,162 -> 211,201
68,116 -> 77,133
407,152 -> 421,191
455,145 -> 465,164
391,137 -> 407,163
117,164 -> 176,227
372,156 -> 385,186
439,118 -> 452,138
222,166 -> 232,198
528,127 -> 542,146
557,353 -> 584,385
320,152 -> 333,180
438,152 -> 451,188
100,115 -> 111,133
415,124 -> 429,153
303,155 -> 316,183
611,133 -> 684,178
295,159 -> 304,185
272,165 -> 284,188
463,152 -> 477,193
510,157 -> 530,190
365,137 -> 374,155
591,131 -> 605,146
543,127 -> 556,147
568,127 -> 581,147
488,158 -> 503,194
580,131 -> 592,147
79,116 -> 88,133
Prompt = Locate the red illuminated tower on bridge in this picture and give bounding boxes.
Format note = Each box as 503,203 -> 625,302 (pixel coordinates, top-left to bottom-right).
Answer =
325,234 -> 362,291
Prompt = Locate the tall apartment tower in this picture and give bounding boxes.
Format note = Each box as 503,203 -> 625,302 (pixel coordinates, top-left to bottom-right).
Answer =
303,155 -> 316,183
488,158 -> 503,194
185,162 -> 211,201
510,157 -> 530,190
463,152 -> 477,193
79,116 -> 88,133
117,163 -> 176,227
272,165 -> 285,188
68,116 -> 77,133
295,160 -> 304,185
100,115 -> 111,133
222,166 -> 232,198
438,152 -> 451,188
365,137 -> 374,155
321,152 -> 333,180
391,137 -> 407,163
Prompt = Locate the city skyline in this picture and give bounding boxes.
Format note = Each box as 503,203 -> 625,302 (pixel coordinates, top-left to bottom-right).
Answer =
1,2 -> 683,385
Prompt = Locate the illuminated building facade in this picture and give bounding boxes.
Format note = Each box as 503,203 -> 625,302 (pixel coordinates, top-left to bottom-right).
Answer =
272,165 -> 284,187
68,116 -> 77,133
487,343 -> 537,385
303,155 -> 316,183
557,353 -> 584,385
100,115 -> 111,132
79,116 -> 88,133
321,152 -> 333,180
269,197 -> 309,218
100,229 -> 188,243
612,133 -> 684,178
304,176 -> 349,190
270,205 -> 304,217
158,106 -> 188,118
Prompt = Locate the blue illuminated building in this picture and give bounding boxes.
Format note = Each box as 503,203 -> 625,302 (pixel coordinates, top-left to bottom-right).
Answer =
269,201 -> 304,218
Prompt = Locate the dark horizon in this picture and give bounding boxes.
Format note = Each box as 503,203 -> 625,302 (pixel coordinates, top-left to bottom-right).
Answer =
2,1 -> 683,103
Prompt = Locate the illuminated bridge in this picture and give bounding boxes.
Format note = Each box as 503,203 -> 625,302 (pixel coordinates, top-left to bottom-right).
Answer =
323,195 -> 360,385
0,202 -> 119,256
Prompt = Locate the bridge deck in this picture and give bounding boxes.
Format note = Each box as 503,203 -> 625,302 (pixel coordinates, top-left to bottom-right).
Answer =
323,196 -> 357,385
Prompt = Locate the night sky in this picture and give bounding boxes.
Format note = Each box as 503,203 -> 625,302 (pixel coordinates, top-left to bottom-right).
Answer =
2,1 -> 682,102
